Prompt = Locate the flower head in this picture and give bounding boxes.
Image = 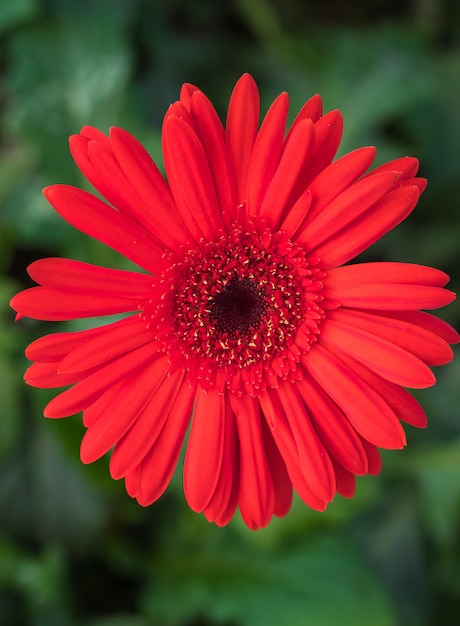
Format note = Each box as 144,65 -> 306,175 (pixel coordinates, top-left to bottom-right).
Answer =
10,74 -> 458,529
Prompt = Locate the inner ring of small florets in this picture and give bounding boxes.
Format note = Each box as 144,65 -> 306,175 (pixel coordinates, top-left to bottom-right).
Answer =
145,223 -> 326,393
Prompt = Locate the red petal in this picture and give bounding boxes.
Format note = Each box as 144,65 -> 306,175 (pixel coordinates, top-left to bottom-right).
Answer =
302,343 -> 407,449
24,361 -> 84,388
372,310 -> 460,345
24,318 -> 132,362
296,109 -> 343,191
184,387 -> 226,512
323,282 -> 456,311
246,92 -> 290,219
314,185 -> 420,268
69,134 -> 117,208
27,258 -> 154,297
109,368 -> 186,479
163,115 -> 223,241
258,388 -> 328,511
180,83 -> 200,108
202,396 -> 239,524
11,287 -> 142,321
59,317 -> 154,373
79,357 -> 167,464
362,156 -> 419,180
109,127 -> 192,248
285,93 -> 323,141
320,319 -> 436,388
230,393 -> 275,528
336,351 -> 428,428
324,262 -> 450,289
43,185 -> 165,273
296,375 -> 368,475
279,190 -> 312,239
44,344 -> 161,418
303,146 -> 377,224
134,381 -> 196,505
260,417 -> 293,518
298,171 -> 397,249
259,119 -> 314,229
328,308 -> 454,366
225,73 -> 260,205
79,125 -> 111,144
332,462 -> 356,498
360,438 -> 382,475
190,90 -> 238,220
271,381 -> 336,501
87,139 -> 151,226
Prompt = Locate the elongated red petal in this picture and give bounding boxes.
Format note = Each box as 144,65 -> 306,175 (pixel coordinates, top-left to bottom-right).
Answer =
226,73 -> 260,205
336,352 -> 428,428
203,397 -> 239,524
302,343 -> 407,449
377,310 -> 460,345
296,375 -> 368,475
11,287 -> 142,321
163,115 -> 223,240
27,258 -> 154,297
258,119 -> 314,229
230,393 -> 275,528
59,317 -> 155,373
270,381 -> 336,501
109,368 -> 185,479
324,262 -> 450,289
79,125 -> 111,144
362,156 -> 419,180
328,308 -> 453,366
190,90 -> 238,220
285,93 -> 322,141
314,185 -> 420,268
184,387 -> 226,513
259,389 -> 328,511
80,358 -> 167,464
303,146 -> 377,224
279,190 -> 312,239
133,380 -> 196,506
44,345 -> 162,418
87,139 -> 154,228
246,92 -> 289,219
320,318 -> 436,388
43,185 -> 165,273
297,109 -> 343,188
24,318 -> 132,362
109,127 -> 192,248
24,361 -> 85,388
298,171 -> 397,249
323,282 -> 456,310
69,134 -> 117,208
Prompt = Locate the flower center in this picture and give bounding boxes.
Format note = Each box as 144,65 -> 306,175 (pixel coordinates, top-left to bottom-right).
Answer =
209,276 -> 267,336
144,221 -> 328,395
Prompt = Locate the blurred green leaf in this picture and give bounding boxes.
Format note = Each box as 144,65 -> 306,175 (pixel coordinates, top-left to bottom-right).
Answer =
5,15 -> 132,177
402,440 -> 460,546
142,536 -> 394,626
0,539 -> 72,626
86,616 -> 152,626
0,428 -> 106,551
0,0 -> 38,33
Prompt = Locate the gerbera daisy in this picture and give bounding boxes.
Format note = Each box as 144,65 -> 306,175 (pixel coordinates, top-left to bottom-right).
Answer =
10,74 -> 458,529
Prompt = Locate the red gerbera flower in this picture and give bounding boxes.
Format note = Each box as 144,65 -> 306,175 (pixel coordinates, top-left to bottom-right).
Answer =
10,74 -> 458,529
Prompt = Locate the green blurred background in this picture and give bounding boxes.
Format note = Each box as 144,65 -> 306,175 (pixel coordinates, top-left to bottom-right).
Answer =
1,0 -> 460,624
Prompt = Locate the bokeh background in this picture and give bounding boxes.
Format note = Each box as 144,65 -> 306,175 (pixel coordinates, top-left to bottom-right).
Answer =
1,0 -> 460,624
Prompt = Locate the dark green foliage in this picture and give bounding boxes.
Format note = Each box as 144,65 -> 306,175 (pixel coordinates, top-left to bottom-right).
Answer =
1,0 -> 460,624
